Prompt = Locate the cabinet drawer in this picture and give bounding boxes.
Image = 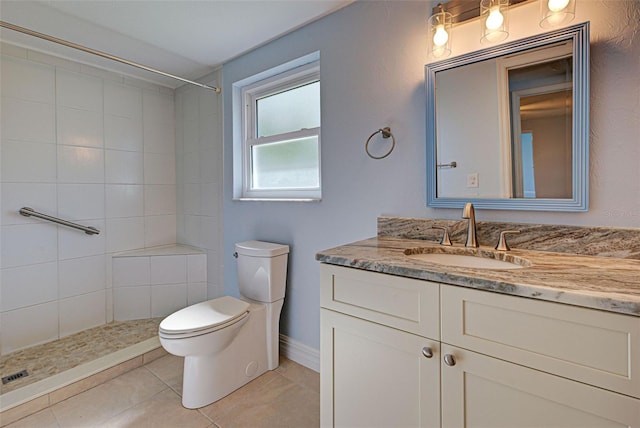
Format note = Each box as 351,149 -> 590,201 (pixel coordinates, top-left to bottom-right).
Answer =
320,264 -> 439,339
441,284 -> 640,398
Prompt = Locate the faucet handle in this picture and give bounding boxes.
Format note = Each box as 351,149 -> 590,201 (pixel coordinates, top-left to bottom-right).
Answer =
432,226 -> 452,246
495,230 -> 520,251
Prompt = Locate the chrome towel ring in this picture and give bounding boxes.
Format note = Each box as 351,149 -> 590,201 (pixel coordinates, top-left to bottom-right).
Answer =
365,127 -> 396,159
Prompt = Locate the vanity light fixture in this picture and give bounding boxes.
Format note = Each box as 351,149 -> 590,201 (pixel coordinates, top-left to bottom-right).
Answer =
539,0 -> 575,28
428,3 -> 453,59
480,0 -> 509,44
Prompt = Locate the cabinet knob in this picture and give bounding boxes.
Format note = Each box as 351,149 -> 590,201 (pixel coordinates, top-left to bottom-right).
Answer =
444,354 -> 456,366
422,347 -> 433,358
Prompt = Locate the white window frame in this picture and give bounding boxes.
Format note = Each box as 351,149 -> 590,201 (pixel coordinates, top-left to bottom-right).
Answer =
239,61 -> 321,201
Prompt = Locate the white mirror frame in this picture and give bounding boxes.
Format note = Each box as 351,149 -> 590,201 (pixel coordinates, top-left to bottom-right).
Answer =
426,22 -> 589,211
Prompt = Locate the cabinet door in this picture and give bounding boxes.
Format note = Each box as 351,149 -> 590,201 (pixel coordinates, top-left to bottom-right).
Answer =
321,309 -> 440,428
441,344 -> 640,428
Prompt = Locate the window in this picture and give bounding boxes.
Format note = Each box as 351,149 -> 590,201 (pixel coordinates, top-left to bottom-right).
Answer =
238,61 -> 321,200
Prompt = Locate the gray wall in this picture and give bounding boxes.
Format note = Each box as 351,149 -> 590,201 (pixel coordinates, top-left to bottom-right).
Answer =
222,0 -> 640,352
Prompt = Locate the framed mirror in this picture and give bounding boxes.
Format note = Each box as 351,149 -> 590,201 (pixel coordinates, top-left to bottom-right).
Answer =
426,22 -> 589,211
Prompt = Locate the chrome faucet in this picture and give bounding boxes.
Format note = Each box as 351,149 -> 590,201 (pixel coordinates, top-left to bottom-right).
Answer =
462,202 -> 479,248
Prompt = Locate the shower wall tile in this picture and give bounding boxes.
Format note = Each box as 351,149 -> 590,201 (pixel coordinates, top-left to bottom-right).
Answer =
188,282 -> 208,306
1,56 -> 55,103
57,146 -> 105,184
201,216 -> 220,251
1,223 -> 58,268
144,153 -> 176,185
207,283 -> 225,300
104,82 -> 142,118
105,254 -> 114,288
144,215 -> 176,247
59,290 -> 106,338
56,70 -> 103,111
199,147 -> 219,183
145,185 -> 177,216
113,286 -> 151,321
201,183 -> 220,215
57,107 -> 104,148
58,184 -> 105,221
183,183 -> 201,215
0,261 -> 58,311
187,254 -> 207,283
1,183 -> 57,226
106,217 -> 146,253
183,151 -> 201,183
58,219 -> 106,260
113,256 -> 150,287
105,115 -> 143,152
182,119 -> 200,155
59,255 -> 106,299
151,283 -> 187,318
175,80 -> 223,301
143,91 -> 175,154
150,255 -> 186,285
183,215 -> 204,248
1,140 -> 57,183
106,185 -> 144,218
106,280 -> 114,323
1,98 -> 56,143
1,302 -> 59,354
112,249 -> 207,320
207,249 -> 223,294
105,150 -> 144,184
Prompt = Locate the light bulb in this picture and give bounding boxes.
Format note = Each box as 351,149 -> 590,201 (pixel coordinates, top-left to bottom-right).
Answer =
485,6 -> 504,30
548,0 -> 570,12
433,25 -> 449,47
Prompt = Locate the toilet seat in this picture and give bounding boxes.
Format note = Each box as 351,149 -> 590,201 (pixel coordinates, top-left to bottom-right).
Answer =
159,296 -> 250,339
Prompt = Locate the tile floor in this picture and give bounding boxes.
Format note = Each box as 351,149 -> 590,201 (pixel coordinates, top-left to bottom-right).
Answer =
4,355 -> 320,428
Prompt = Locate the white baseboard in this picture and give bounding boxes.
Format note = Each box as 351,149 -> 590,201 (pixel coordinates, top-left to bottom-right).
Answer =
279,334 -> 319,373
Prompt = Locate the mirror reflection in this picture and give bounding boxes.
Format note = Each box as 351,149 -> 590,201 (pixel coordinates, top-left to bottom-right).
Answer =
436,41 -> 573,199
426,23 -> 589,211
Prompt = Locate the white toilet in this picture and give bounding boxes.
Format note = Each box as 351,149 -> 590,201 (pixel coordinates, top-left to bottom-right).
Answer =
158,240 -> 289,409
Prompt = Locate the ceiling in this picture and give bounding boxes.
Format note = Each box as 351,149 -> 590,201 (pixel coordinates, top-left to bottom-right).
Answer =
0,0 -> 352,88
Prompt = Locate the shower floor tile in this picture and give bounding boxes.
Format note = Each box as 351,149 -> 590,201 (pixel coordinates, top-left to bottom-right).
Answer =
0,319 -> 161,395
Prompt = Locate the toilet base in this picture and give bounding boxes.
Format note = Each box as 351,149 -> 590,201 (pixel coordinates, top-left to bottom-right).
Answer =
181,303 -> 271,409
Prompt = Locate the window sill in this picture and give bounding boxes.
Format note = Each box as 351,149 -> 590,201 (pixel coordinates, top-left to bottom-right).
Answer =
233,197 -> 322,202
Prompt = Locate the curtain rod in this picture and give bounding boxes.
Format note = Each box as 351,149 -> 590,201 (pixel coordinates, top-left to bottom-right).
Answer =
0,20 -> 221,93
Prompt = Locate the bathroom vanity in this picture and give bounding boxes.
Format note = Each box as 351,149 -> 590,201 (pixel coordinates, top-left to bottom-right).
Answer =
317,219 -> 640,427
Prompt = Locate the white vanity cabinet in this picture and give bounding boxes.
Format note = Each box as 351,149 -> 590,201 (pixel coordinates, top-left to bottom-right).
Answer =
320,265 -> 441,428
320,264 -> 640,428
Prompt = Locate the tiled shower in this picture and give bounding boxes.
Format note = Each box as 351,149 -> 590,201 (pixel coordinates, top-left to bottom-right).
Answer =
0,42 -> 223,356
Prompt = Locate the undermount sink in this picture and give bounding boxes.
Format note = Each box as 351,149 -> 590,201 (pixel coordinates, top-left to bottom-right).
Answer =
404,247 -> 530,270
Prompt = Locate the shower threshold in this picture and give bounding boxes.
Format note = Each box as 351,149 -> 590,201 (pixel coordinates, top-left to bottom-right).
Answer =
0,319 -> 163,414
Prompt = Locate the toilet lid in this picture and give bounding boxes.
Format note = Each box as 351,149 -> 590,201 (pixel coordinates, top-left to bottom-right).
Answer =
159,296 -> 250,335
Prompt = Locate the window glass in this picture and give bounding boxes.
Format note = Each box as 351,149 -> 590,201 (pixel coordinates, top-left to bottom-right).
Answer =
252,136 -> 319,189
256,81 -> 320,138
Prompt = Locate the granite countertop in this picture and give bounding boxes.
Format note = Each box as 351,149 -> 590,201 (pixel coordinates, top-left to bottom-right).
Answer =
316,236 -> 640,317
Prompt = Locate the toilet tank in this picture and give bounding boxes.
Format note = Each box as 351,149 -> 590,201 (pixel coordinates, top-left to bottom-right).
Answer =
235,241 -> 289,303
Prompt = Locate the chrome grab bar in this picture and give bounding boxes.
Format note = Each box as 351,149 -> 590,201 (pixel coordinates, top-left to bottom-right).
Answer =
19,207 -> 100,235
